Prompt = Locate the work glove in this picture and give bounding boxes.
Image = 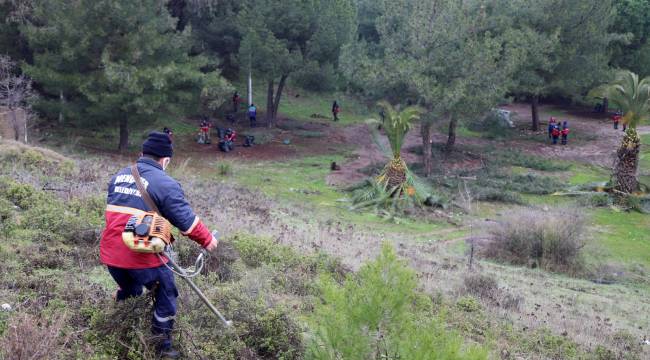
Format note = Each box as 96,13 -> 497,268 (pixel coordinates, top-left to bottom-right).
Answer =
205,230 -> 219,253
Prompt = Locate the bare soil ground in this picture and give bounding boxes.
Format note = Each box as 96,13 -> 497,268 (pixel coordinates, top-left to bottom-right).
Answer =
327,103 -> 650,187
179,116 -> 347,162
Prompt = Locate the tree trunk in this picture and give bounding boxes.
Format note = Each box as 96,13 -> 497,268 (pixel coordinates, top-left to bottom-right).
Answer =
613,129 -> 640,194
118,117 -> 128,152
58,91 -> 65,124
266,79 -> 274,128
272,74 -> 288,123
603,97 -> 609,114
445,116 -> 457,153
420,121 -> 433,177
9,107 -> 20,141
531,95 -> 539,131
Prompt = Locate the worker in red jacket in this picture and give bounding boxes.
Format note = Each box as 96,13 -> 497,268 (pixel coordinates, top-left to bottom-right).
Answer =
612,111 -> 622,130
561,121 -> 570,145
100,132 -> 218,358
551,124 -> 561,145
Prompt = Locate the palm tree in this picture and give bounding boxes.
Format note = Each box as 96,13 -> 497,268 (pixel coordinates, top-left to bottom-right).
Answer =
351,101 -> 425,211
375,101 -> 423,189
592,70 -> 650,194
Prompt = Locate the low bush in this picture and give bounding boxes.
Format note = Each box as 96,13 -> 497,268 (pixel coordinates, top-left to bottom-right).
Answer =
0,141 -> 76,177
217,162 -> 233,176
462,273 -> 523,310
0,312 -> 69,360
229,233 -> 300,268
484,207 -> 586,273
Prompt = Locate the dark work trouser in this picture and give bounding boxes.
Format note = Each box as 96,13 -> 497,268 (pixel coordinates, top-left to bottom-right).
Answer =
107,265 -> 178,350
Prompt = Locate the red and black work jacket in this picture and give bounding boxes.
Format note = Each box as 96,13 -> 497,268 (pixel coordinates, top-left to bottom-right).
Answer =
100,157 -> 214,269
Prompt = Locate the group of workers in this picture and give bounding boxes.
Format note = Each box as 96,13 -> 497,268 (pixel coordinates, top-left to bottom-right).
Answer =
546,109 -> 627,146
167,90 -> 343,154
547,117 -> 570,145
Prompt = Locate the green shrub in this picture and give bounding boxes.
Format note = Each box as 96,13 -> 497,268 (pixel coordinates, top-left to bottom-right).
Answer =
229,233 -> 299,268
217,162 -> 232,176
456,296 -> 482,313
307,244 -> 487,360
0,178 -> 40,209
0,197 -> 16,236
484,208 -> 586,273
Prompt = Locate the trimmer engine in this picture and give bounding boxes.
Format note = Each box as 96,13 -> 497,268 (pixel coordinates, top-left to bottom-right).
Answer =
122,212 -> 173,253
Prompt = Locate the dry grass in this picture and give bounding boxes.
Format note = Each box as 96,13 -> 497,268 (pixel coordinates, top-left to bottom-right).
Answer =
483,207 -> 587,274
1,313 -> 69,360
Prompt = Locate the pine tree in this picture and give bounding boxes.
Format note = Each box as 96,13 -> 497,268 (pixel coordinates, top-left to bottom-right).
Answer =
23,0 -> 227,151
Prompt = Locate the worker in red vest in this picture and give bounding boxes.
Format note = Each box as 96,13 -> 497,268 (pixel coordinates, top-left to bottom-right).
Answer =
551,124 -> 561,145
612,111 -> 622,130
547,117 -> 557,139
561,121 -> 569,145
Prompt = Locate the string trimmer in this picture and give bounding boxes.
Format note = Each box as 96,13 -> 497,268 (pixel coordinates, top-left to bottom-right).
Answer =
157,232 -> 232,327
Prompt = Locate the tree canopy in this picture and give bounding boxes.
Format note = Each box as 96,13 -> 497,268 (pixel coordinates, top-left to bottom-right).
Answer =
23,0 -> 229,150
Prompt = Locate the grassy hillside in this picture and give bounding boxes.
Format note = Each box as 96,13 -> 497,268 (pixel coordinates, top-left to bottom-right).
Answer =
2,96 -> 650,359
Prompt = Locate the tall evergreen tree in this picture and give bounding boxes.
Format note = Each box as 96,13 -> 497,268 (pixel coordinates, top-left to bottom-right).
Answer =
0,0 -> 33,63
610,0 -> 650,77
23,0 -> 228,151
503,0 -> 619,130
341,0 -> 521,175
237,0 -> 355,127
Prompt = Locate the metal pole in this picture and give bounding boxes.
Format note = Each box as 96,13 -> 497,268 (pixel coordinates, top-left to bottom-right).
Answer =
248,70 -> 253,105
165,255 -> 232,327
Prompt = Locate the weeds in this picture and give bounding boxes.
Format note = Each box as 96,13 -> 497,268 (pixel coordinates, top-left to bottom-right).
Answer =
484,207 -> 587,274
0,312 -> 69,360
217,161 -> 233,176
462,273 -> 523,310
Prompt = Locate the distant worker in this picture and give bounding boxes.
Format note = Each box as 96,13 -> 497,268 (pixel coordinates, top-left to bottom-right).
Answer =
199,118 -> 211,144
332,101 -> 340,122
219,128 -> 237,152
547,117 -> 556,139
612,111 -> 622,130
232,91 -> 241,113
561,121 -> 569,145
551,123 -> 561,145
100,132 -> 219,358
248,104 -> 257,128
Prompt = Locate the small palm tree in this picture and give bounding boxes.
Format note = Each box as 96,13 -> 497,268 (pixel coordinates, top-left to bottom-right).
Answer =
351,101 -> 426,211
375,101 -> 422,190
591,70 -> 650,194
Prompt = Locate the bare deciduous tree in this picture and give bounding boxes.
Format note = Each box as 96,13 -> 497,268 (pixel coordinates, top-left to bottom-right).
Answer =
0,54 -> 35,142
